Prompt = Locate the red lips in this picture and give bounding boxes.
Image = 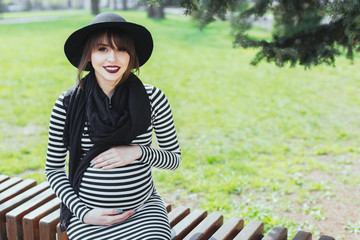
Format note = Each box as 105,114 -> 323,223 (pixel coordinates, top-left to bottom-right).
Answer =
103,66 -> 120,73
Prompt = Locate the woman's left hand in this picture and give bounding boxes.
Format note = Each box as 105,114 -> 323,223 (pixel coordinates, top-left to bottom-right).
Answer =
91,145 -> 142,170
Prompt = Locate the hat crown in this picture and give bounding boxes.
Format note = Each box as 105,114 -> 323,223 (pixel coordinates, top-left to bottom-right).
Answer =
90,12 -> 127,25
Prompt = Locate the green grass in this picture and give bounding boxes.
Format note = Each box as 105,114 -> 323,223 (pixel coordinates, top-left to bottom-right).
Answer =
1,10 -> 360,238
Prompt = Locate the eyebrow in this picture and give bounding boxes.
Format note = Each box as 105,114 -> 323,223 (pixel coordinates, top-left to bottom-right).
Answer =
97,43 -> 110,47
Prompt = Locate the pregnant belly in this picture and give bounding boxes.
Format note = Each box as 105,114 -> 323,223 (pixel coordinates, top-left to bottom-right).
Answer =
78,161 -> 154,210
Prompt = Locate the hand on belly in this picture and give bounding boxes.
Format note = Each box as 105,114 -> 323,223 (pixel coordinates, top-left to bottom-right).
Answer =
90,145 -> 142,170
83,208 -> 134,225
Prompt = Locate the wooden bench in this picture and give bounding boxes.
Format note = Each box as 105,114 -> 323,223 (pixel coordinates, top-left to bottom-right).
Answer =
0,175 -> 335,240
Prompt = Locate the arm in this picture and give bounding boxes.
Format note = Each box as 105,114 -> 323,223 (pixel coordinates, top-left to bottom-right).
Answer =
45,93 -> 91,222
46,94 -> 134,225
90,86 -> 181,170
138,86 -> 181,170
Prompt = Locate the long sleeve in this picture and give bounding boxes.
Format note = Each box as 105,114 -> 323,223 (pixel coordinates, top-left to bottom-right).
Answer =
45,93 -> 91,222
139,85 -> 181,170
45,84 -> 181,223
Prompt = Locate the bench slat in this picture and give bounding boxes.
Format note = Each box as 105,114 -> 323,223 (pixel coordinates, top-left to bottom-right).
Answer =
0,177 -> 22,193
262,226 -> 287,240
172,209 -> 207,240
165,203 -> 172,213
0,176 -> 336,240
184,212 -> 223,240
210,216 -> 244,240
5,188 -> 56,240
39,210 -> 60,240
291,231 -> 312,240
318,236 -> 335,240
0,175 -> 10,184
23,197 -> 62,240
0,182 -> 49,240
233,220 -> 264,240
168,206 -> 190,228
0,179 -> 37,204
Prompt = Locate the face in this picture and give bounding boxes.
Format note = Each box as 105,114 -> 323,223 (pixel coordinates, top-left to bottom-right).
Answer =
90,37 -> 130,87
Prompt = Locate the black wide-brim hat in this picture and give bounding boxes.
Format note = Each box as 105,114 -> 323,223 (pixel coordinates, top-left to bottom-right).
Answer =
64,12 -> 153,70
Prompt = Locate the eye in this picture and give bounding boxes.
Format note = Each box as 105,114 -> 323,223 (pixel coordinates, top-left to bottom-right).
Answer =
117,48 -> 127,52
98,47 -> 108,52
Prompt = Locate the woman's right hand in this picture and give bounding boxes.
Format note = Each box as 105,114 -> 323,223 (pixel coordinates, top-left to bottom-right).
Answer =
83,208 -> 134,226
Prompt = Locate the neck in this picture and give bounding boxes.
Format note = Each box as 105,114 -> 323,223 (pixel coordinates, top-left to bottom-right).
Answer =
98,81 -> 116,98
94,73 -> 121,98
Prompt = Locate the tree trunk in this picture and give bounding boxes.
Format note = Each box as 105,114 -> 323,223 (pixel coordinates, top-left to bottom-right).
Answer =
0,0 -> 3,19
25,0 -> 32,11
91,0 -> 99,15
147,5 -> 164,19
122,0 -> 127,10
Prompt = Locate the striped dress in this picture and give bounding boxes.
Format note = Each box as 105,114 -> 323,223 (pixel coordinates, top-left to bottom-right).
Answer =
45,84 -> 181,240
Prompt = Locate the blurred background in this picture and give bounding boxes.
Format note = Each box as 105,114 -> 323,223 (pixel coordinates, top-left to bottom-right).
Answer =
0,0 -> 177,19
1,1 -> 360,239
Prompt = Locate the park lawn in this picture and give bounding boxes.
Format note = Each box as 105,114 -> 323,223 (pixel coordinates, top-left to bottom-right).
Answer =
1,10 -> 360,238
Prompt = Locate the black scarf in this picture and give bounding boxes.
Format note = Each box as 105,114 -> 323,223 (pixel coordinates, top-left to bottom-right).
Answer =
60,71 -> 151,231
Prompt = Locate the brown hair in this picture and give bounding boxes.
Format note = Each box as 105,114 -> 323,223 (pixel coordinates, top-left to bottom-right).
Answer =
76,28 -> 140,88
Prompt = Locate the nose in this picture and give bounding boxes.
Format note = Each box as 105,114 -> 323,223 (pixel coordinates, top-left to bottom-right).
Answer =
107,50 -> 116,62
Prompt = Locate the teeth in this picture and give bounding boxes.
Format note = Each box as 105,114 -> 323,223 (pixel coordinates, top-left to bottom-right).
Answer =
105,67 -> 119,70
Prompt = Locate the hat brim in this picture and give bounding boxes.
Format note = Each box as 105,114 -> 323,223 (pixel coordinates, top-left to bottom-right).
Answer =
64,21 -> 153,70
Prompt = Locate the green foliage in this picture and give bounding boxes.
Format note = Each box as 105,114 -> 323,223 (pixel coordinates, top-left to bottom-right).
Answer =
1,11 -> 360,239
327,0 -> 360,58
272,0 -> 323,37
232,0 -> 358,68
151,0 -> 360,68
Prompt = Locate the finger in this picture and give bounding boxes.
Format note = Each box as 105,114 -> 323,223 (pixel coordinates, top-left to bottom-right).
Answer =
106,210 -> 134,225
95,158 -> 119,169
101,161 -> 123,170
103,157 -> 130,169
104,208 -> 122,216
92,149 -> 114,163
93,151 -> 108,161
115,210 -> 134,221
92,154 -> 116,167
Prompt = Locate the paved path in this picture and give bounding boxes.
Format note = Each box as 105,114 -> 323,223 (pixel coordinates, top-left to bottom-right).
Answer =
0,8 -> 276,30
0,15 -> 68,24
0,8 -> 186,24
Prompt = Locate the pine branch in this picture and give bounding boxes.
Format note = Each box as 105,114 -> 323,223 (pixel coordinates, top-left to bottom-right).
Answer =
143,0 -> 359,68
235,19 -> 347,67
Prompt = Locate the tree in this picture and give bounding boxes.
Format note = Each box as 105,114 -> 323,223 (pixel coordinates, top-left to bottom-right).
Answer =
150,0 -> 360,68
122,0 -> 128,10
0,0 -> 3,19
144,0 -> 165,19
91,0 -> 99,15
147,4 -> 165,19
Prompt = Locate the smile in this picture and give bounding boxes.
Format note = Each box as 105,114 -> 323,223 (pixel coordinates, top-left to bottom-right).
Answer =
103,66 -> 120,73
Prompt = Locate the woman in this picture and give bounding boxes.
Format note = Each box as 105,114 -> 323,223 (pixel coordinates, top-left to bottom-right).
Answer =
45,12 -> 181,240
